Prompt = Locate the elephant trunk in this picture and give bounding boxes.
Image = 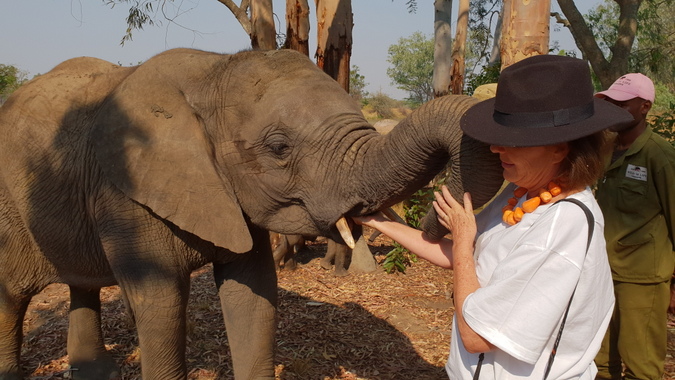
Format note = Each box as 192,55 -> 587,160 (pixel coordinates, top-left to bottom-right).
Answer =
348,95 -> 503,241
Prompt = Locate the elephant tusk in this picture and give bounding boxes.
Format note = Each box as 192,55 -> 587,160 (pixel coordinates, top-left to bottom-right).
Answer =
382,207 -> 406,224
336,217 -> 356,249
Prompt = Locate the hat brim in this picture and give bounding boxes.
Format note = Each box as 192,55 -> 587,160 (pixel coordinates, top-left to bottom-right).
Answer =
595,89 -> 638,102
460,97 -> 633,147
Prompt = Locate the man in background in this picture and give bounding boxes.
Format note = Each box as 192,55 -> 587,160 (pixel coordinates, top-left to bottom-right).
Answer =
594,73 -> 675,380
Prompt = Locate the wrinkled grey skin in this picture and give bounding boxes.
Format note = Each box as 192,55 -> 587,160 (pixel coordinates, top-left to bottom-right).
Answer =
0,48 -> 503,380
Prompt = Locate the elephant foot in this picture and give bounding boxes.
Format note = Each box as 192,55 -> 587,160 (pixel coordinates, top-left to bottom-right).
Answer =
284,258 -> 298,271
70,356 -> 121,380
319,257 -> 333,270
333,266 -> 349,277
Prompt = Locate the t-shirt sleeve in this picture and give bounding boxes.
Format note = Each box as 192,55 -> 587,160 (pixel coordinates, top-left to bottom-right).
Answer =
462,203 -> 589,364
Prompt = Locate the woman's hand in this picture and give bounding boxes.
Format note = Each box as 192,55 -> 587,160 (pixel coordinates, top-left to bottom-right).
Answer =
432,186 -> 477,242
352,211 -> 388,229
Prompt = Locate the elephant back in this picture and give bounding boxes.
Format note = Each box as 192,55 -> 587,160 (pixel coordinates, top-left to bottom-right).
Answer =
0,58 -> 135,213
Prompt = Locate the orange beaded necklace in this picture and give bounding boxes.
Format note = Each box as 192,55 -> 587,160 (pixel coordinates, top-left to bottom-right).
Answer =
502,181 -> 562,225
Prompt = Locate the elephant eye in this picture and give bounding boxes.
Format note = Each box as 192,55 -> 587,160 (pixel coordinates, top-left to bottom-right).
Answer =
270,141 -> 290,157
265,132 -> 292,159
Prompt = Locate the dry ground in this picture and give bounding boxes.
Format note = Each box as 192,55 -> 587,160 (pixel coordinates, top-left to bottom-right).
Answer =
19,231 -> 675,379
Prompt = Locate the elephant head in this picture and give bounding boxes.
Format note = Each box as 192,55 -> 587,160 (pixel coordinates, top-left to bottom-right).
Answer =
92,48 -> 503,252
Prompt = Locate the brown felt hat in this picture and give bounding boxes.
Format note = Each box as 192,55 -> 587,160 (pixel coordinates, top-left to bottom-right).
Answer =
460,55 -> 633,147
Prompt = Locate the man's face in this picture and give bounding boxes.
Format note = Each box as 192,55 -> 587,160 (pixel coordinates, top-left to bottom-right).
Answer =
601,97 -> 650,132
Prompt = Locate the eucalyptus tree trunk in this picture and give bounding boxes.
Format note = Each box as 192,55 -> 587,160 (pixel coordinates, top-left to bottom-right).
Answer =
250,0 -> 277,49
314,0 -> 353,91
450,0 -> 469,95
432,0 -> 453,98
284,0 -> 311,55
500,0 -> 551,69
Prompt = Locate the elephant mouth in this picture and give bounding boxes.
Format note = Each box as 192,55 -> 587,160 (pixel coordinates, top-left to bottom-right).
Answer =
334,207 -> 403,249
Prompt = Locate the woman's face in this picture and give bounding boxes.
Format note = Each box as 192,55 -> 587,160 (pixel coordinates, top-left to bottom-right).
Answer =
489,144 -> 569,192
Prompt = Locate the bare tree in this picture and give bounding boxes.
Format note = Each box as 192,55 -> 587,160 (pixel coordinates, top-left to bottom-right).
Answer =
218,0 -> 276,49
250,0 -> 277,49
314,0 -> 353,92
432,0 -> 453,98
500,0 -> 551,69
554,0 -> 640,88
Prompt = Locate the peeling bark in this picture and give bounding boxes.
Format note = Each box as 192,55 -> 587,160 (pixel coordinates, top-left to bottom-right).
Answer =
284,0 -> 311,55
314,0 -> 353,92
251,0 -> 277,49
500,0 -> 551,69
450,0 -> 469,95
432,0 -> 453,98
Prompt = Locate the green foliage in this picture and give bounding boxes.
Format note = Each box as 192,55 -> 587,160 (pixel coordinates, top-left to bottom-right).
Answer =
0,64 -> 28,104
650,100 -> 675,147
383,187 -> 436,274
386,31 -> 434,106
466,62 -> 500,96
367,92 -> 399,119
104,0 -> 160,45
349,65 -> 369,105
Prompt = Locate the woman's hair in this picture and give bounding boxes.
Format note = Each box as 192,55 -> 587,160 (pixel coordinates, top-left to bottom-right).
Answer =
558,130 -> 614,190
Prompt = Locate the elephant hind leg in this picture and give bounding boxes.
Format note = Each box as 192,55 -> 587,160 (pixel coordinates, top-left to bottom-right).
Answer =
67,286 -> 120,380
0,289 -> 31,380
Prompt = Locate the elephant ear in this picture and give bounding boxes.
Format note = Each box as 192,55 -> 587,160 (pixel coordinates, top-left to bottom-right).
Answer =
91,69 -> 252,253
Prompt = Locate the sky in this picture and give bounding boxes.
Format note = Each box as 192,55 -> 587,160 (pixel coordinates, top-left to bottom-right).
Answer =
2,1 -> 599,100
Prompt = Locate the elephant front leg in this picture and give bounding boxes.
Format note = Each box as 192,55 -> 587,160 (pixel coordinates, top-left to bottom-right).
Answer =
213,226 -> 277,380
0,293 -> 30,380
120,276 -> 190,380
67,286 -> 120,380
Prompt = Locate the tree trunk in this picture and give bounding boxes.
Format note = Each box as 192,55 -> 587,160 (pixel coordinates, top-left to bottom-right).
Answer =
284,0 -> 310,55
314,0 -> 353,92
500,0 -> 551,69
489,5 -> 503,67
251,0 -> 277,50
432,0 -> 453,98
450,0 -> 469,95
555,0 -> 640,88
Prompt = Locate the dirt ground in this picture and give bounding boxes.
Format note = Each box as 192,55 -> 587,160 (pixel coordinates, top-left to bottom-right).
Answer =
19,231 -> 675,379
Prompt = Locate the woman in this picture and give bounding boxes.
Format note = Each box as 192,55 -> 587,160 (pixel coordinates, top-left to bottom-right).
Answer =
354,55 -> 633,379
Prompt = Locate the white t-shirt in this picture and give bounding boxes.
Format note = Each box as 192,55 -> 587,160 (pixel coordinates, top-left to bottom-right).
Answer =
446,184 -> 614,380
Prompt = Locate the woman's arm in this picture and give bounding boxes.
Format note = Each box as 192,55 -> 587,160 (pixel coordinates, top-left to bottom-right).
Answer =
434,187 -> 494,353
352,212 -> 454,268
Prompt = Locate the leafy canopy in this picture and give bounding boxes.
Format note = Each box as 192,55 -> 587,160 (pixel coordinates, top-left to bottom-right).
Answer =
0,64 -> 28,104
386,31 -> 434,106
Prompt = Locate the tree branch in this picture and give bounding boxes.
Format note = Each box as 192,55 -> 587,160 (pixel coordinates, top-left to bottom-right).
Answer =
216,0 -> 252,35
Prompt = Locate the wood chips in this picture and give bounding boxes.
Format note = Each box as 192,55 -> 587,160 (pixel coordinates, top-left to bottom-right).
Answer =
19,232 -> 675,379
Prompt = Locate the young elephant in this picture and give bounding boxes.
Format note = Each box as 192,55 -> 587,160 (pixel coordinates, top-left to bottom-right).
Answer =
0,48 -> 503,380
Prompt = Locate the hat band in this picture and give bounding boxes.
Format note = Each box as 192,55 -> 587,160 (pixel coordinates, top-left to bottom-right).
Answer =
493,102 -> 594,128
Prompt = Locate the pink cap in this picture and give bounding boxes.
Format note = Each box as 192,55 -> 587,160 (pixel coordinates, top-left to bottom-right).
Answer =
595,73 -> 655,102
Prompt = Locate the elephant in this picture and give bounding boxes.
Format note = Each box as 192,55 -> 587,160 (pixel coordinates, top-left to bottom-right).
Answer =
0,48 -> 504,380
270,232 -> 307,271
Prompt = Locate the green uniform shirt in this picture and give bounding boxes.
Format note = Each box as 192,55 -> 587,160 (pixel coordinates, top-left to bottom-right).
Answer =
595,127 -> 675,283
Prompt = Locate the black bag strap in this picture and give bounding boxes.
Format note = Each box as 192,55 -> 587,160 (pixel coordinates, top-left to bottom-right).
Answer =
543,198 -> 594,380
472,198 -> 594,380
